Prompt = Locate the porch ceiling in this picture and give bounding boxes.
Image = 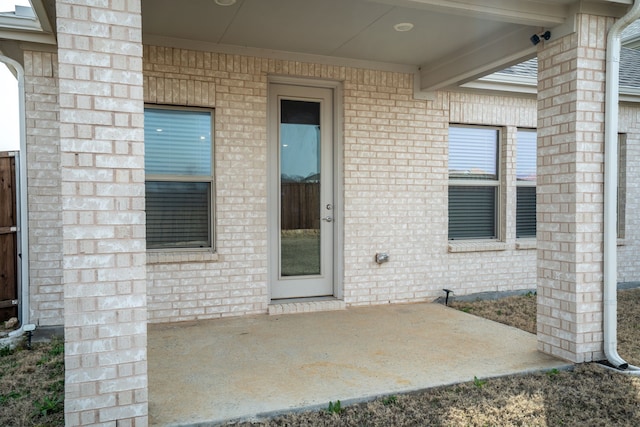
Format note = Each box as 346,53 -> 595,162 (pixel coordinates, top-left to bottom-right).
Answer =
140,0 -> 630,91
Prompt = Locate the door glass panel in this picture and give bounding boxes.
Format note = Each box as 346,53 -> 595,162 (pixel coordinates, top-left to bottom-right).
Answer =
280,100 -> 321,276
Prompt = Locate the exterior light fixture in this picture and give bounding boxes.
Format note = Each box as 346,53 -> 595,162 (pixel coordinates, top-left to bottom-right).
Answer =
215,0 -> 237,6
530,30 -> 551,45
394,23 -> 414,32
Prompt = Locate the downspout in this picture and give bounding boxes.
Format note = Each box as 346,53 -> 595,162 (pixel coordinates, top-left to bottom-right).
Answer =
603,0 -> 640,371
0,55 -> 31,335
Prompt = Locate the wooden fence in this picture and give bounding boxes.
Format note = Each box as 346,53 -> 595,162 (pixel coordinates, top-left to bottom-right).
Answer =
281,182 -> 319,230
0,152 -> 18,322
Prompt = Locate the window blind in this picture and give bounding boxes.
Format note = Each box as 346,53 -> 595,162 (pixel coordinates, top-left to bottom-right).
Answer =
448,186 -> 496,239
448,126 -> 499,240
516,130 -> 536,182
145,108 -> 212,176
144,107 -> 214,249
145,181 -> 211,249
516,129 -> 537,237
516,186 -> 536,238
449,126 -> 498,180
617,134 -> 627,239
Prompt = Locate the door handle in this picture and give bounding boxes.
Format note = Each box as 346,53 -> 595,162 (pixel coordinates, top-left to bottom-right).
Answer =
321,216 -> 334,223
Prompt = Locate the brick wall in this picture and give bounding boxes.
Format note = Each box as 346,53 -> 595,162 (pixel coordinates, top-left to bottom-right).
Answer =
446,93 -> 539,295
23,50 -> 63,327
536,13 -> 613,363
22,41 -> 640,332
142,46 -> 589,323
56,0 -> 148,425
341,72 -> 448,306
143,47 -> 269,322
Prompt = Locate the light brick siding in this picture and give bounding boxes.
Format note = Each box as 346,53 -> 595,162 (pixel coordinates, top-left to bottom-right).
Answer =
618,105 -> 640,282
342,76 -> 447,305
22,40 -> 640,335
144,46 -> 629,324
24,50 -> 64,327
56,0 -> 148,425
536,14 -> 613,363
143,47 -> 269,322
22,44 -> 565,327
19,15 -> 640,370
446,93 -> 538,295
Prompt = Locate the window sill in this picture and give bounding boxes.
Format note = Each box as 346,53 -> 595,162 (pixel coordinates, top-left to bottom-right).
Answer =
448,240 -> 507,253
618,238 -> 625,246
516,238 -> 536,250
147,250 -> 219,264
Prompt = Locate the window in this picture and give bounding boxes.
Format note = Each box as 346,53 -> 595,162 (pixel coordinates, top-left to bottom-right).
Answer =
448,125 -> 499,240
618,133 -> 627,239
516,129 -> 536,238
144,106 -> 214,250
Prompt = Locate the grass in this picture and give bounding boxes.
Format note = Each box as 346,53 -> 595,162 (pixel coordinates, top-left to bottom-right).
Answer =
450,291 -> 538,334
0,337 -> 65,427
228,288 -> 640,426
280,230 -> 321,276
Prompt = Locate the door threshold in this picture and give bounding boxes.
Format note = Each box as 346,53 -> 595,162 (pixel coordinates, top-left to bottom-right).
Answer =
268,297 -> 345,315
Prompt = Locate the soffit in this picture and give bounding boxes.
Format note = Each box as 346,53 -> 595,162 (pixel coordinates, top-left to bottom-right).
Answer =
142,0 -> 631,90
1,0 -> 632,91
142,0 -> 534,67
0,0 -> 54,44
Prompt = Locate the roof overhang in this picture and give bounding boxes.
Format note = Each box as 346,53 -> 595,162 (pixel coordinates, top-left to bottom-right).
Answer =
0,0 -> 635,95
0,0 -> 55,45
620,86 -> 640,103
138,0 -> 633,94
461,74 -> 640,104
416,0 -> 632,92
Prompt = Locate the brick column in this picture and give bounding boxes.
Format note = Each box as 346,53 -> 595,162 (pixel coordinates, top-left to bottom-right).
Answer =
24,51 -> 64,326
56,1 -> 147,425
537,13 -> 614,363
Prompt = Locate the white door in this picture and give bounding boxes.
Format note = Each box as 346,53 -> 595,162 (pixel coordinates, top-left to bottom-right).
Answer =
269,84 -> 334,299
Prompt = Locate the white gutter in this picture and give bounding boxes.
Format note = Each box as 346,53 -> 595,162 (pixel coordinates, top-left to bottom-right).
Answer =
0,55 -> 30,331
604,0 -> 640,372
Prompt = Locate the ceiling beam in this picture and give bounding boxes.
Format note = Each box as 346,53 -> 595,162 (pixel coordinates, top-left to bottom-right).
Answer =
367,0 -> 570,26
418,25 -> 538,92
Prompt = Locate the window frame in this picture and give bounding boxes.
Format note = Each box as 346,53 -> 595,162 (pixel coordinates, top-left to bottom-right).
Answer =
144,104 -> 216,251
515,128 -> 537,239
448,124 -> 502,241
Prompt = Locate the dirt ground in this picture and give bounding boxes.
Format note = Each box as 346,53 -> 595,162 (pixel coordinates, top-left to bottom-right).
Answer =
229,288 -> 640,426
2,289 -> 640,426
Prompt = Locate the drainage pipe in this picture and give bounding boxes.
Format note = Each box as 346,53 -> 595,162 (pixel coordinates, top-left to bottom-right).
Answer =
0,55 -> 30,331
603,0 -> 640,372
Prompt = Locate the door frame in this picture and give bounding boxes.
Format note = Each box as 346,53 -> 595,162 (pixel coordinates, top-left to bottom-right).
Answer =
267,76 -> 344,301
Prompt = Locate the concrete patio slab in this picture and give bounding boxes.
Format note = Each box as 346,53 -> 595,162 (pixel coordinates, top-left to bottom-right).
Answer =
148,302 -> 569,426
